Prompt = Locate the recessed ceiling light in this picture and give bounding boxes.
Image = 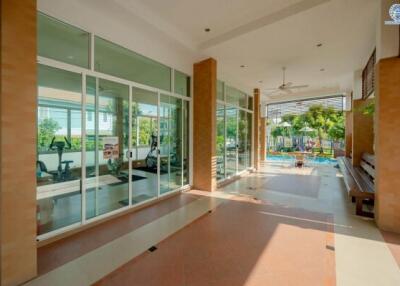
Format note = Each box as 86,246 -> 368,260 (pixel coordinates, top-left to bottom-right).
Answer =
204,28 -> 211,32
320,68 -> 325,72
258,80 -> 263,83
240,65 -> 246,68
316,43 -> 323,47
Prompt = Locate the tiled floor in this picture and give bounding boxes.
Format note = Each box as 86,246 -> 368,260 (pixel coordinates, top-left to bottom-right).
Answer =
27,162 -> 400,286
38,192 -> 199,275
95,195 -> 335,286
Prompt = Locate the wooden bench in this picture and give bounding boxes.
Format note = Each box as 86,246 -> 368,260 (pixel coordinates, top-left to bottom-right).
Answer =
337,153 -> 375,217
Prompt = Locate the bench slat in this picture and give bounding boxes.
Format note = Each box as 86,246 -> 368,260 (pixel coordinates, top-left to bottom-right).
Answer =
362,153 -> 375,167
360,161 -> 375,179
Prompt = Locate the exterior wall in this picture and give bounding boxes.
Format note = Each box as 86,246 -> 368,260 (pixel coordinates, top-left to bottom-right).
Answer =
193,58 -> 217,191
352,99 -> 374,166
0,1 -> 38,285
253,89 -> 260,169
345,111 -> 353,157
375,57 -> 400,233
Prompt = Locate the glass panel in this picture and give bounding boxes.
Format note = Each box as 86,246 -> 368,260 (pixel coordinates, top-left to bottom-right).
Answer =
247,112 -> 253,167
238,110 -> 248,171
86,78 -> 129,219
217,80 -> 225,101
37,65 -> 82,235
226,107 -> 238,176
226,86 -> 247,108
160,95 -> 183,194
174,70 -> 190,97
38,13 -> 90,68
183,100 -> 190,185
95,36 -> 171,91
248,96 -> 254,110
216,104 -> 225,180
131,87 -> 159,204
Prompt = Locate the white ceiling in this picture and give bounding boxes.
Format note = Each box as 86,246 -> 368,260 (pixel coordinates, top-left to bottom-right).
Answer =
115,0 -> 378,101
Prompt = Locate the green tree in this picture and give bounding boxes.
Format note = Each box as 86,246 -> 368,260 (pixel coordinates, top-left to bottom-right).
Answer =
38,118 -> 60,151
304,105 -> 339,154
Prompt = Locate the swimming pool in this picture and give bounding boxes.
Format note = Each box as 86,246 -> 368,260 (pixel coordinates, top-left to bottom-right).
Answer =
266,154 -> 337,165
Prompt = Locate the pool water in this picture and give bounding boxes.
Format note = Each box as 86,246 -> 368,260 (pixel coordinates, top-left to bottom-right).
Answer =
266,154 -> 337,165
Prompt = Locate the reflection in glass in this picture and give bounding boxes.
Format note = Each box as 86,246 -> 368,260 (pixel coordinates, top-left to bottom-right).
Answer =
226,107 -> 238,176
36,65 -> 82,235
160,95 -> 183,194
131,87 -> 159,204
238,110 -> 247,171
217,80 -> 225,101
95,36 -> 171,91
216,105 -> 225,180
247,112 -> 253,167
183,101 -> 190,185
86,79 -> 129,219
174,70 -> 190,97
38,13 -> 90,68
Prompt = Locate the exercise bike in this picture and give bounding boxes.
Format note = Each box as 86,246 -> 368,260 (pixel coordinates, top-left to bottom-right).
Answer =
48,136 -> 74,182
145,132 -> 158,170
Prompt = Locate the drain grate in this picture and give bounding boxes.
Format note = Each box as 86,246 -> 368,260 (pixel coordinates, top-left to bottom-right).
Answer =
148,246 -> 158,252
326,245 -> 335,251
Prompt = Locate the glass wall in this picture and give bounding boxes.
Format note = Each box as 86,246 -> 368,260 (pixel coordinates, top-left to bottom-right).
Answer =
38,13 -> 90,68
216,104 -> 225,180
36,12 -> 191,237
94,37 -> 171,91
86,79 -> 130,219
216,81 -> 253,181
37,65 -> 83,235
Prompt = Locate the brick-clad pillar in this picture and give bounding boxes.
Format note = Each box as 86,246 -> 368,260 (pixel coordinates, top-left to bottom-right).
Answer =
351,99 -> 374,166
0,0 -> 38,285
345,111 -> 353,157
253,89 -> 260,169
375,57 -> 400,233
193,58 -> 217,191
260,117 -> 266,161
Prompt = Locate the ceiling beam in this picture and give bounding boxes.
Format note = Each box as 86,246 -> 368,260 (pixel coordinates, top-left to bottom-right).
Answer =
199,0 -> 330,50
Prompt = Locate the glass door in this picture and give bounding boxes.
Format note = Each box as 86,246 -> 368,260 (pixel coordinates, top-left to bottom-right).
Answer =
238,110 -> 247,172
130,87 -> 159,204
85,78 -> 130,219
226,106 -> 238,176
160,94 -> 183,194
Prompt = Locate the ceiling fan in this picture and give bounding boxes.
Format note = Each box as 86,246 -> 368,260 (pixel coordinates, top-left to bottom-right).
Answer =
263,67 -> 309,94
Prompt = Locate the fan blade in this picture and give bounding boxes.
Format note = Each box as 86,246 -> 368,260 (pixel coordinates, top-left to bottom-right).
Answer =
284,82 -> 293,87
286,85 -> 309,89
263,87 -> 279,91
283,89 -> 293,94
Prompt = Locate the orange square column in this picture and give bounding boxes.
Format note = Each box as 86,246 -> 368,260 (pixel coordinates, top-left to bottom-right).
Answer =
0,0 -> 38,285
193,58 -> 217,192
375,57 -> 400,233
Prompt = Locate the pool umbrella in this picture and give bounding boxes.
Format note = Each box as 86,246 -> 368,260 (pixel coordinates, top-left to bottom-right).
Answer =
281,122 -> 291,127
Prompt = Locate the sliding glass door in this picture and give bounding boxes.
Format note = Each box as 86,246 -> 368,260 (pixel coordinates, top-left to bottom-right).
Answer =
160,94 -> 183,194
131,87 -> 159,204
226,107 -> 238,177
85,78 -> 130,219
37,66 -> 190,237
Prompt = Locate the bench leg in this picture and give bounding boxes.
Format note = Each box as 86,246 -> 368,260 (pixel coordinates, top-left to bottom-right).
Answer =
355,197 -> 374,218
